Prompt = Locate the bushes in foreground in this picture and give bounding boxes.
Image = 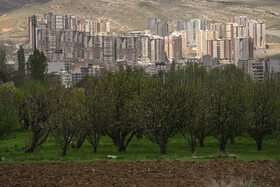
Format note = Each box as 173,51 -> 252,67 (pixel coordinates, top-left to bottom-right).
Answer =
1,64 -> 280,155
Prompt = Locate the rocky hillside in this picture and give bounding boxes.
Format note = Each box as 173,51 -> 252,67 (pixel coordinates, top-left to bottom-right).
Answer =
0,0 -> 51,13
0,0 -> 280,39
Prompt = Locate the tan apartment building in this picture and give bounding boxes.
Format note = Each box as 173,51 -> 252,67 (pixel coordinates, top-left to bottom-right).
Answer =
207,39 -> 233,62
196,30 -> 219,59
164,33 -> 182,62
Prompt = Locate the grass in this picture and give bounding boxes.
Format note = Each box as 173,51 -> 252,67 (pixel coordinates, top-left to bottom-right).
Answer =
0,131 -> 280,164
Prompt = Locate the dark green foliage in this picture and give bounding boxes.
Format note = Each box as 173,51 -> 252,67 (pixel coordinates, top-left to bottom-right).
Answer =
102,67 -> 146,152
247,80 -> 278,151
27,49 -> 48,81
0,46 -> 6,82
0,46 -> 12,83
49,88 -> 86,156
13,45 -> 26,86
179,63 -> 210,152
2,62 -> 280,157
206,65 -> 248,152
17,45 -> 25,74
83,77 -> 109,153
0,83 -> 19,140
181,87 -> 204,154
139,77 -> 186,155
20,81 -> 51,153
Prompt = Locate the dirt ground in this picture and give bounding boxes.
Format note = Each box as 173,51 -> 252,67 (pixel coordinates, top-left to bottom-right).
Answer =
0,160 -> 280,187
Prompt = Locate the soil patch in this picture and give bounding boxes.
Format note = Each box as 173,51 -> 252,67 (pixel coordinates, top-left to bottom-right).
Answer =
0,160 -> 279,186
0,18 -> 15,33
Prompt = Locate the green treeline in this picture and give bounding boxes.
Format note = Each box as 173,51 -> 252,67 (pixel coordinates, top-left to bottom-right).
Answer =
1,61 -> 280,156
0,46 -> 55,87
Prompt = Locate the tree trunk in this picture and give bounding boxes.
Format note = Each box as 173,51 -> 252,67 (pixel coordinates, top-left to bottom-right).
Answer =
196,132 -> 206,147
230,136 -> 235,144
186,136 -> 196,154
190,143 -> 195,154
117,135 -> 125,152
160,144 -> 167,155
25,132 -> 38,153
199,138 -> 204,147
75,133 -> 87,148
37,129 -> 50,146
62,145 -> 67,156
109,130 -> 136,152
112,137 -> 118,146
159,139 -> 168,155
117,132 -> 136,152
124,132 -> 136,149
88,132 -> 100,154
219,136 -> 228,153
117,143 -> 126,152
70,141 -> 75,148
256,138 -> 263,151
29,135 -> 37,153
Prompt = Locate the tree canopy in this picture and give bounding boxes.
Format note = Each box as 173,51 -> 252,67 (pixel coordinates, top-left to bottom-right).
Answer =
27,49 -> 48,81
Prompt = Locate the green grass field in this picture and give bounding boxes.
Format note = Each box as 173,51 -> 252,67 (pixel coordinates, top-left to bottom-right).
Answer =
0,132 -> 280,164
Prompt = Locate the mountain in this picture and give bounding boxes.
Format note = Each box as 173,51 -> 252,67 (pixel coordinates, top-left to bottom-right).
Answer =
0,0 -> 51,13
0,0 -> 280,40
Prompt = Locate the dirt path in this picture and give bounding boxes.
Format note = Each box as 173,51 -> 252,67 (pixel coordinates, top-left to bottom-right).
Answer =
0,160 -> 279,186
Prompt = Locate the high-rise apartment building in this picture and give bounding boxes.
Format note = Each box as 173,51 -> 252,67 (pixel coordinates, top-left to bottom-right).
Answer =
116,36 -> 141,63
32,13 -> 112,62
238,58 -> 270,82
232,16 -> 249,27
225,23 -> 234,40
178,31 -> 188,57
149,35 -> 165,63
28,15 -> 37,49
37,24 -> 50,54
164,33 -> 182,62
208,23 -> 226,39
140,35 -> 149,60
147,18 -> 161,35
65,15 -> 77,30
255,22 -> 266,49
91,34 -> 116,64
234,37 -> 254,64
147,18 -> 187,37
51,14 -> 65,30
196,30 -> 219,59
207,39 -> 233,62
158,22 -> 169,37
225,22 -> 246,40
232,16 -> 266,49
187,19 -> 207,47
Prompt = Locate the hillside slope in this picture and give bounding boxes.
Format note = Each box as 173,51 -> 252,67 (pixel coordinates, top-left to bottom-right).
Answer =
0,0 -> 280,39
0,0 -> 51,13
